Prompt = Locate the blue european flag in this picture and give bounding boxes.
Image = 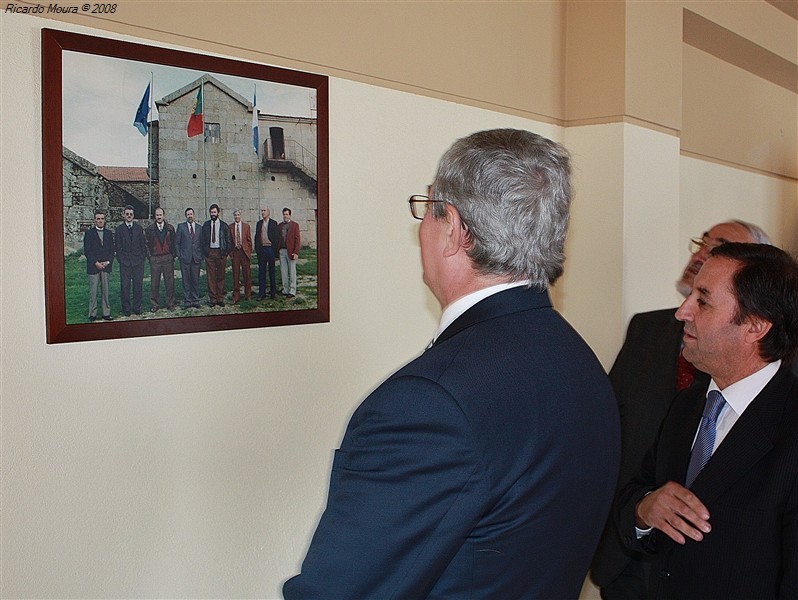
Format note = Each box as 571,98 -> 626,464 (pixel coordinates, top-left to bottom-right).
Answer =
133,84 -> 150,136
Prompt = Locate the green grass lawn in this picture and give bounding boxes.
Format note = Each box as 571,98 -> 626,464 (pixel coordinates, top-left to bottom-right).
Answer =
66,247 -> 318,324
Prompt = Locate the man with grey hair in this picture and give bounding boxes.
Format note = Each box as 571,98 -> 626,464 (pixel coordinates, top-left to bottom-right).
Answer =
591,219 -> 773,599
284,129 -> 620,599
254,207 -> 279,300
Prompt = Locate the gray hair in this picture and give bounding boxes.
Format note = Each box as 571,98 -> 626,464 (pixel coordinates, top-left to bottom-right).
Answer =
732,220 -> 771,245
233,208 -> 242,216
432,128 -> 571,287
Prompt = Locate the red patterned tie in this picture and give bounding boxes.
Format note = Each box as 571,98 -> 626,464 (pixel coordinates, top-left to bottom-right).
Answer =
676,351 -> 697,392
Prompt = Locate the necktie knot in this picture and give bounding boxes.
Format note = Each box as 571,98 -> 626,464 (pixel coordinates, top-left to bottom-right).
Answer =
704,390 -> 726,422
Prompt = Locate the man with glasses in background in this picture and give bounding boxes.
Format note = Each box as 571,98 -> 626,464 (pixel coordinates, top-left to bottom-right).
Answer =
284,129 -> 620,599
591,220 -> 772,599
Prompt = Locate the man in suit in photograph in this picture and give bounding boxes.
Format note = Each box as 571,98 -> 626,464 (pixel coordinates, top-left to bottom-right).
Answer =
283,129 -> 620,599
144,207 -> 177,312
201,203 -> 231,307
277,207 -> 300,297
83,208 -> 115,322
591,219 -> 771,599
228,208 -> 253,304
616,242 -> 798,599
174,207 -> 203,309
254,207 -> 279,300
115,204 -> 148,316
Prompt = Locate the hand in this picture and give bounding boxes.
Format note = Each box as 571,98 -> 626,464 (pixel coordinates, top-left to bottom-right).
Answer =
636,481 -> 711,544
291,253 -> 298,260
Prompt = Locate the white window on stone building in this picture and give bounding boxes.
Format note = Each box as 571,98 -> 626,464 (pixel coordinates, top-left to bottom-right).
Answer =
205,123 -> 221,144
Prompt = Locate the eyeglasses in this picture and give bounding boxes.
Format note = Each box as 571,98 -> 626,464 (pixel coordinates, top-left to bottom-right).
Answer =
408,195 -> 443,221
689,236 -> 724,254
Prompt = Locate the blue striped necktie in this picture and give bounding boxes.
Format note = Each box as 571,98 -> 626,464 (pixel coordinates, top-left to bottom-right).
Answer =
685,390 -> 726,487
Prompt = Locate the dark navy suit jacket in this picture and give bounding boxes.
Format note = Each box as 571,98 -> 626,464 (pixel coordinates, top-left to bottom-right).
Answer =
616,366 -> 798,599
114,222 -> 147,267
283,286 -> 620,599
83,227 -> 115,274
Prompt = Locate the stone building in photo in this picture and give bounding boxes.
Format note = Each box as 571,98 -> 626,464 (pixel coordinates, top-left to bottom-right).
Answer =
155,74 -> 318,247
63,73 -> 318,251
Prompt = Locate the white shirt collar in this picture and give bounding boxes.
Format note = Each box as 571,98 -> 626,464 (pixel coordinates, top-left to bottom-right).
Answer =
432,280 -> 531,343
709,359 -> 781,417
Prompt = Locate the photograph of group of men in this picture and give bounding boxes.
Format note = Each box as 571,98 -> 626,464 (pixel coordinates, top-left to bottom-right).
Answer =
82,203 -> 303,322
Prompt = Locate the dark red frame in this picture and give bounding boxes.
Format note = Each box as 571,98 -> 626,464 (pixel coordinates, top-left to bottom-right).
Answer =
42,28 -> 329,343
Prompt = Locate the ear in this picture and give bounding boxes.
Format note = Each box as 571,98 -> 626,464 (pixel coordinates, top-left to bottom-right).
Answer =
442,204 -> 468,257
744,316 -> 772,345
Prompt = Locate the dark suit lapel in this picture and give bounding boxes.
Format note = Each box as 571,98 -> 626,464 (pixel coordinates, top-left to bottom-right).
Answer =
661,386 -> 705,484
433,286 -> 551,347
689,367 -> 795,501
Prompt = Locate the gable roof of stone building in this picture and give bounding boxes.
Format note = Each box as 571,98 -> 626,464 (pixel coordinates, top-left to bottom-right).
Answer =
158,74 -> 254,112
96,166 -> 150,182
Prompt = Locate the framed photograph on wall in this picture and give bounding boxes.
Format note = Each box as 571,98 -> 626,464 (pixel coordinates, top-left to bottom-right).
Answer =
41,28 -> 329,344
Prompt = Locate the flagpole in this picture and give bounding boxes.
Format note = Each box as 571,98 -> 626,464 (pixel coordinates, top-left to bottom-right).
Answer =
148,71 -> 153,219
201,80 -> 207,216
254,83 -> 260,212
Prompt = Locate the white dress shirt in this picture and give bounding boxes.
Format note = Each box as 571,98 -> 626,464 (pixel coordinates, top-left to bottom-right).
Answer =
701,359 -> 781,452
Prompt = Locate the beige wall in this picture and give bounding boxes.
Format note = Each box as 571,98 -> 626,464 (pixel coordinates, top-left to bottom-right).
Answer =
2,1 -> 796,598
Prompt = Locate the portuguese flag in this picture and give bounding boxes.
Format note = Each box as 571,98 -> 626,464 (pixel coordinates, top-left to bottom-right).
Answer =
187,86 -> 204,138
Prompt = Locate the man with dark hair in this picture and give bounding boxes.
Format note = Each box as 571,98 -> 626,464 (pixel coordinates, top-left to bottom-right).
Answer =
174,207 -> 203,309
115,204 -> 147,316
591,220 -> 772,598
615,242 -> 798,599
145,207 -> 176,311
201,203 -> 231,307
83,208 -> 114,322
254,207 -> 279,300
278,207 -> 300,297
228,208 -> 253,304
283,129 -> 620,599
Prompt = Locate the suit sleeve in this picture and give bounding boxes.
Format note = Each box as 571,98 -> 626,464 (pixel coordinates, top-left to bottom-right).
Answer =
244,223 -> 253,256
222,223 -> 232,254
781,471 -> 798,598
608,313 -> 644,403
614,440 -> 659,555
200,224 -> 209,257
289,222 -> 301,256
83,231 -> 95,273
283,376 -> 487,599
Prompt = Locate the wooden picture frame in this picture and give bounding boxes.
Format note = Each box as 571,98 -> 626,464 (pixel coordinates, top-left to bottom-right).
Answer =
42,28 -> 329,343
